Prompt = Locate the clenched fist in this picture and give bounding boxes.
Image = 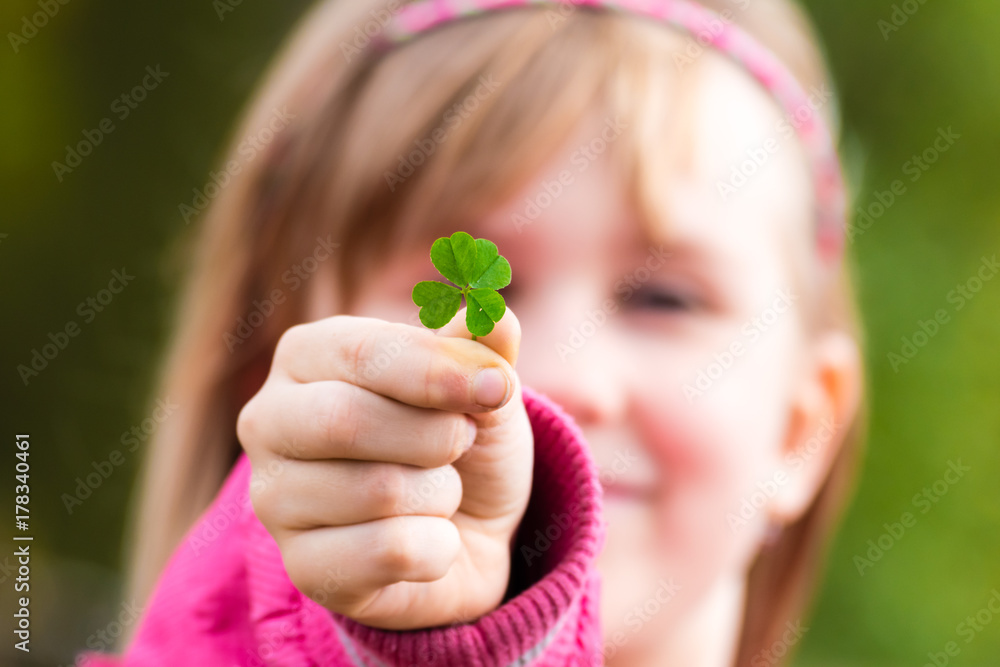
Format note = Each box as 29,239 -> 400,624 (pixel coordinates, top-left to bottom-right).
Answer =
236,307 -> 533,629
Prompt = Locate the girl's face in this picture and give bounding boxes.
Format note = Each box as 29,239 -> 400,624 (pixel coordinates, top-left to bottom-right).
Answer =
308,51 -> 836,663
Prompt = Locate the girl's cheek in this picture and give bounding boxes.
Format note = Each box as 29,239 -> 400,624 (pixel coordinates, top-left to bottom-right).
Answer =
634,337 -> 791,564
634,399 -> 774,599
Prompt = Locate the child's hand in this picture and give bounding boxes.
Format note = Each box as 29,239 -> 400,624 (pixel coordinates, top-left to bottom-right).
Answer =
236,307 -> 532,630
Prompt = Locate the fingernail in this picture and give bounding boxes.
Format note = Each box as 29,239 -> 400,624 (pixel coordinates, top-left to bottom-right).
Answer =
473,367 -> 511,408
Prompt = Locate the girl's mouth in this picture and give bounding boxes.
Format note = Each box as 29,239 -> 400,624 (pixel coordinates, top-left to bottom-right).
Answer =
600,480 -> 657,502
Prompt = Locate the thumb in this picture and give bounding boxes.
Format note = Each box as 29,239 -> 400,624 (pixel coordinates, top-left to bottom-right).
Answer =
435,306 -> 532,524
435,306 -> 521,370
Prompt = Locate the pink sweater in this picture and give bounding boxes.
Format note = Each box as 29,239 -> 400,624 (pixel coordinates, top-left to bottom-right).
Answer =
83,386 -> 606,666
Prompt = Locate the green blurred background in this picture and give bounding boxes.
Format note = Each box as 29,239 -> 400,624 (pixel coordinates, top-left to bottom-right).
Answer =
1,1 -> 998,665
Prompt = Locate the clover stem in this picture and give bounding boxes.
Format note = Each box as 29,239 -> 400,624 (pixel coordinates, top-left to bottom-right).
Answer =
460,285 -> 478,340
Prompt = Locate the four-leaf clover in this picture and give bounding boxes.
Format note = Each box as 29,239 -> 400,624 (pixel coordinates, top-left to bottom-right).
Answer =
411,231 -> 512,339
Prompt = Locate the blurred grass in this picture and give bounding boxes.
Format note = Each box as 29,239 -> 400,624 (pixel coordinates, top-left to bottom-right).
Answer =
798,1 -> 1000,665
2,0 -> 999,665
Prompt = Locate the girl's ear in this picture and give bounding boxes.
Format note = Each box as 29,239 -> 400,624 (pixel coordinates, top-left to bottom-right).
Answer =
769,330 -> 863,525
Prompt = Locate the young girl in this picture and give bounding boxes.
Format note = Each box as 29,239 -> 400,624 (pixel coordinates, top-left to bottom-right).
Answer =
85,0 -> 865,664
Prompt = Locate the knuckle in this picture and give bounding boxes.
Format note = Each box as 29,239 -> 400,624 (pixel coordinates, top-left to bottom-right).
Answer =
378,518 -> 419,574
418,345 -> 468,408
235,398 -> 260,448
248,468 -> 280,527
368,465 -> 409,515
317,382 -> 355,453
444,414 -> 472,463
339,325 -> 377,384
274,323 -> 306,367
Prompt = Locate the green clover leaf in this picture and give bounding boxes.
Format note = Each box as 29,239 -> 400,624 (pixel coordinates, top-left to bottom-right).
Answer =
412,281 -> 462,329
412,231 -> 512,339
470,238 -> 511,290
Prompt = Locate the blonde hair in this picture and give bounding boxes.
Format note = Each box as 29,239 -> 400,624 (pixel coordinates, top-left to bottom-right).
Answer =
125,1 -> 865,663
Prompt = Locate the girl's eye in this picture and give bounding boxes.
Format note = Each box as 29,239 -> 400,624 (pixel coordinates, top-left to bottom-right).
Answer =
629,287 -> 694,312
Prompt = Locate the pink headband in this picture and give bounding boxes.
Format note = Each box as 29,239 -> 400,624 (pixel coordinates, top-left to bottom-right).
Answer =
370,0 -> 846,264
